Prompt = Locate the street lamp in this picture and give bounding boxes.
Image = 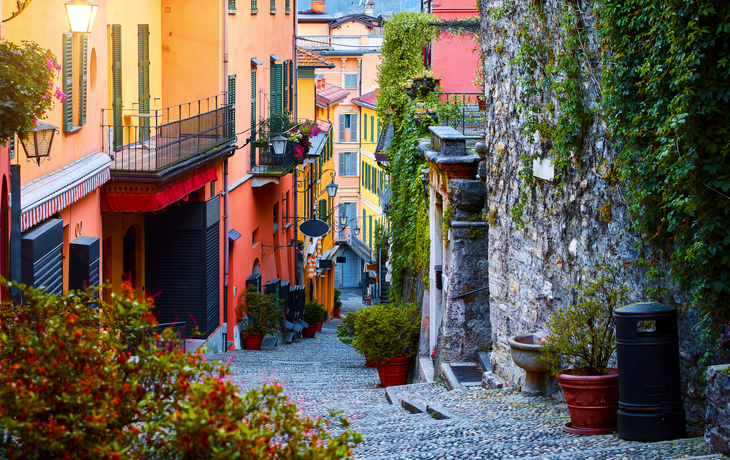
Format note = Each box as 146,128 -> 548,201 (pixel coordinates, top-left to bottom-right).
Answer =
271,135 -> 288,155
65,0 -> 99,33
353,225 -> 360,237
18,121 -> 59,166
326,181 -> 338,198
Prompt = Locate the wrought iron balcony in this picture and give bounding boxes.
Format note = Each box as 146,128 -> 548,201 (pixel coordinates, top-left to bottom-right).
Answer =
435,92 -> 486,139
101,94 -> 233,173
249,141 -> 298,176
296,35 -> 383,52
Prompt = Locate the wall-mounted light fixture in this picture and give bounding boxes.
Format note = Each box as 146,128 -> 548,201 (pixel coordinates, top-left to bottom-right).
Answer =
65,0 -> 98,33
19,121 -> 59,166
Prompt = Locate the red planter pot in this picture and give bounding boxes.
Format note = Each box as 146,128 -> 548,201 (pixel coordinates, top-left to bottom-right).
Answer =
302,324 -> 317,338
364,353 -> 377,368
375,356 -> 412,387
557,368 -> 619,435
365,298 -> 372,306
241,333 -> 264,350
316,321 -> 323,332
333,310 -> 341,318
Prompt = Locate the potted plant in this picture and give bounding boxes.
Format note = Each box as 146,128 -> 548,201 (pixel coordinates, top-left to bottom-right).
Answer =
302,300 -> 327,338
333,288 -> 342,319
540,264 -> 632,435
235,288 -> 284,350
352,302 -> 421,387
336,310 -> 375,367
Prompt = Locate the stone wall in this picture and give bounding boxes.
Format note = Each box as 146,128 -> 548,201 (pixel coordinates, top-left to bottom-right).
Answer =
705,364 -> 730,455
479,0 -> 703,432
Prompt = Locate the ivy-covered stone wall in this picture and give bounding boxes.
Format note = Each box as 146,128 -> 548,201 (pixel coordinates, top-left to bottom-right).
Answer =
479,0 -> 705,432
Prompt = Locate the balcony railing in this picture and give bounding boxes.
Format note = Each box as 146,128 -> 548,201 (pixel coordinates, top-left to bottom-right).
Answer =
249,142 -> 297,175
435,92 -> 486,138
296,35 -> 383,51
101,94 -> 232,173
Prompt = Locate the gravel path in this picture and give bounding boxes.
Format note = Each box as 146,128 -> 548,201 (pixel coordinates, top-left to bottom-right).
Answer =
206,314 -> 721,460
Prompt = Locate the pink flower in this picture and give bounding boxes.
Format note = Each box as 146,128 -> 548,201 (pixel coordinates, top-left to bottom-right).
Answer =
55,88 -> 66,102
43,92 -> 50,100
32,118 -> 38,125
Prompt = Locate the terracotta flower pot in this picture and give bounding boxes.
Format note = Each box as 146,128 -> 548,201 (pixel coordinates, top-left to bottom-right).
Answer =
364,353 -> 376,368
241,332 -> 264,350
557,368 -> 619,435
316,321 -> 323,332
375,356 -> 412,387
365,297 -> 372,306
302,324 -> 317,338
333,310 -> 341,319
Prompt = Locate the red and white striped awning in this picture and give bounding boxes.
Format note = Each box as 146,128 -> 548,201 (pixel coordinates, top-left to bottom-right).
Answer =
20,151 -> 111,232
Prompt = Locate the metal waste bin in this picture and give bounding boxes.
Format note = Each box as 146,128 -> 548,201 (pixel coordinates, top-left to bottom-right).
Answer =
615,302 -> 686,441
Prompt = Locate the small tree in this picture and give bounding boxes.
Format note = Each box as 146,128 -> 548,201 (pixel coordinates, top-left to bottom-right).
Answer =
0,281 -> 360,459
235,289 -> 284,336
0,41 -> 63,144
303,299 -> 328,324
352,302 -> 421,363
540,264 -> 633,376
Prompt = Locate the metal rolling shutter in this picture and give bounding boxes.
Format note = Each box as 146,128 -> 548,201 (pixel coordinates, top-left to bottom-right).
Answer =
21,218 -> 63,295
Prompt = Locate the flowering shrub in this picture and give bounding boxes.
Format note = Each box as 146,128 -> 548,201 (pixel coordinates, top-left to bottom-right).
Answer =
288,119 -> 321,159
431,345 -> 437,360
0,281 -> 361,459
0,41 -> 63,144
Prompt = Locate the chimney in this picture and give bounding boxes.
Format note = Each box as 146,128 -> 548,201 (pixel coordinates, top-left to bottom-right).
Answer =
364,0 -> 374,16
311,0 -> 325,12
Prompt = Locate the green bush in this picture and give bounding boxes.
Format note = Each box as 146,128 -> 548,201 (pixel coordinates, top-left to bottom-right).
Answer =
303,299 -> 328,324
334,287 -> 343,311
235,288 -> 284,336
336,309 -> 360,347
352,303 -> 421,363
0,281 -> 360,458
540,264 -> 633,376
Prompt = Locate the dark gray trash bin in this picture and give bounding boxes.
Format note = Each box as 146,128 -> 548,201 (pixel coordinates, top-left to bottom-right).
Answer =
615,302 -> 686,441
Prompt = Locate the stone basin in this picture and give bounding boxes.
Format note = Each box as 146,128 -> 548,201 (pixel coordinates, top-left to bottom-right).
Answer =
509,334 -> 552,396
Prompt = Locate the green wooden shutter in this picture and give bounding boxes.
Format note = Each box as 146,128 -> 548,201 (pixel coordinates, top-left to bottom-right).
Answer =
369,215 -> 373,247
250,69 -> 256,137
78,34 -> 88,126
371,115 -> 374,142
228,74 -> 236,138
319,199 -> 326,220
361,161 -> 365,185
282,61 -> 288,113
112,24 -> 123,152
363,114 -> 367,141
288,60 -> 293,111
62,33 -> 73,133
138,25 -> 150,143
270,63 -> 282,116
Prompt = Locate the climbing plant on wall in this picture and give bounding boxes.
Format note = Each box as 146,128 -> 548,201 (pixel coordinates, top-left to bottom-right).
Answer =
600,0 -> 730,326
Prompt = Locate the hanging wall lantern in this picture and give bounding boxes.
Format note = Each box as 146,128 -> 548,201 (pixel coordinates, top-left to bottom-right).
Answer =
65,0 -> 99,33
326,180 -> 338,198
18,121 -> 59,166
271,135 -> 288,155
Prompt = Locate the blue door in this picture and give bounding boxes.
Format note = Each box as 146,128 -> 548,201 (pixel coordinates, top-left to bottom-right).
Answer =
337,247 -> 360,288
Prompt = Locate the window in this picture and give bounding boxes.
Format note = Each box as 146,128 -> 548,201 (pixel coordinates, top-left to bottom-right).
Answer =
285,0 -> 290,13
338,113 -> 358,142
251,0 -> 258,13
228,74 -> 236,138
252,228 -> 259,247
228,0 -> 236,10
270,63 -> 283,116
273,203 -> 279,233
344,73 -> 358,89
339,151 -> 357,176
339,202 -> 356,238
62,31 -> 89,133
250,69 -> 256,138
270,0 -> 276,13
363,114 -> 367,141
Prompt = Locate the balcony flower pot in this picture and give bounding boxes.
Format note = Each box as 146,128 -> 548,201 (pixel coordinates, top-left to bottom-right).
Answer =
241,332 -> 264,350
557,368 -> 619,434
302,323 -> 317,338
375,356 -> 412,387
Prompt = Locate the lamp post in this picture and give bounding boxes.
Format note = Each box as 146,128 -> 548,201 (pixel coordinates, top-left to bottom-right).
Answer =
64,0 -> 98,33
18,121 -> 59,166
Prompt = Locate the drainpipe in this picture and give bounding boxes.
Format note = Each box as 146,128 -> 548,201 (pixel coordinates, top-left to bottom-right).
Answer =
222,0 -> 230,352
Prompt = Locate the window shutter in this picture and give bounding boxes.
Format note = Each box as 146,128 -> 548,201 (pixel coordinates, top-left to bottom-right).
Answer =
351,114 -> 357,141
112,25 -> 123,152
339,114 -> 345,142
369,215 -> 373,247
62,33 -> 73,133
350,150 -> 357,176
78,33 -> 88,126
270,63 -> 282,116
319,199 -> 326,221
363,114 -> 367,141
285,0 -> 290,13
361,162 -> 365,185
138,25 -> 150,142
251,0 -> 258,12
228,74 -> 236,138
371,115 -> 374,142
288,60 -> 294,111
362,209 -> 367,240
350,203 -> 356,226
270,0 -> 276,13
9,135 -> 14,161
282,61 -> 288,113
250,70 -> 256,137
339,151 -> 346,175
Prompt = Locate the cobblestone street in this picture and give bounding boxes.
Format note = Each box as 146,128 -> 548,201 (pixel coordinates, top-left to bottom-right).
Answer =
208,300 -> 721,460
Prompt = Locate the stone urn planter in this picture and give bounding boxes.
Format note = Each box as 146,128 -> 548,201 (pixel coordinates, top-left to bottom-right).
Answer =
509,334 -> 551,396
557,368 -> 619,435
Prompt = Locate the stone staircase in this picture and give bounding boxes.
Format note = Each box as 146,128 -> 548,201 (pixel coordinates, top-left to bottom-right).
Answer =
211,324 -> 724,460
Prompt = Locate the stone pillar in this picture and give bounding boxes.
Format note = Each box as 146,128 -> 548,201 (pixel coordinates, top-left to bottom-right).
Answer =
705,364 -> 730,455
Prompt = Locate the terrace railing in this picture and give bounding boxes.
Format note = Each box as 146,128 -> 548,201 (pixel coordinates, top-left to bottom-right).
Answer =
435,92 -> 486,138
296,35 -> 383,51
101,94 -> 232,173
